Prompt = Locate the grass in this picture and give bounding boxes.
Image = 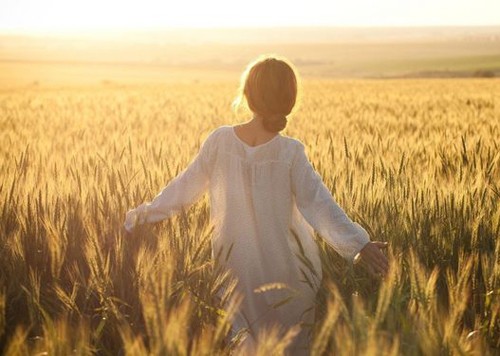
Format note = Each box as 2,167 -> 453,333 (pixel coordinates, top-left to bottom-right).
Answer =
0,78 -> 499,355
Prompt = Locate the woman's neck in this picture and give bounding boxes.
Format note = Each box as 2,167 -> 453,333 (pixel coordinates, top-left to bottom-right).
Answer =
234,115 -> 279,146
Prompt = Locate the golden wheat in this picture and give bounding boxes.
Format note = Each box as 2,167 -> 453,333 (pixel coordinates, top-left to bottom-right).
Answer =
0,79 -> 499,355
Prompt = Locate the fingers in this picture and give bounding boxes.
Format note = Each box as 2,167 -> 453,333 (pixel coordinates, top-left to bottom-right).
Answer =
374,260 -> 389,275
365,264 -> 384,279
365,265 -> 379,278
367,244 -> 389,268
366,259 -> 387,278
358,242 -> 390,277
369,255 -> 388,275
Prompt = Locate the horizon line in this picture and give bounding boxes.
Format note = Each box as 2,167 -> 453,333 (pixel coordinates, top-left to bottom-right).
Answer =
1,24 -> 500,36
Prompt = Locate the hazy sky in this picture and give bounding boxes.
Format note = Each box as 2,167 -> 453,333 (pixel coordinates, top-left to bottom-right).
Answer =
1,0 -> 499,33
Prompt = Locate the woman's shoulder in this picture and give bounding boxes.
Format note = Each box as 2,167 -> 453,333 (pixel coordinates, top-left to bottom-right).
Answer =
267,134 -> 306,166
209,125 -> 233,137
203,125 -> 233,144
279,134 -> 306,151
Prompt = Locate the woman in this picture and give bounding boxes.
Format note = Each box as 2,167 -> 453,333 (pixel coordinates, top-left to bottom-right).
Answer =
124,55 -> 389,355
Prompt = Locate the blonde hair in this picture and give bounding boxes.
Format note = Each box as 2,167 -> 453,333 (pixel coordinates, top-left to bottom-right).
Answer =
233,55 -> 299,132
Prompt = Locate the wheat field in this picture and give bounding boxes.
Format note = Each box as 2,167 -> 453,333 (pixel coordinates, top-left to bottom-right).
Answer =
0,79 -> 499,355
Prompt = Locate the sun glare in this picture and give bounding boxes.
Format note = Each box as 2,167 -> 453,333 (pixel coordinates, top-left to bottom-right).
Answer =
1,0 -> 500,34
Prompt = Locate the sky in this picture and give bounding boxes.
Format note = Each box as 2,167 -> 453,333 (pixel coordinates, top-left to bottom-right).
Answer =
1,0 -> 499,34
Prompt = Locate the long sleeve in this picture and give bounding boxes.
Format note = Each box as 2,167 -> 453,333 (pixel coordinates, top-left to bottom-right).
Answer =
291,143 -> 370,262
124,132 -> 214,232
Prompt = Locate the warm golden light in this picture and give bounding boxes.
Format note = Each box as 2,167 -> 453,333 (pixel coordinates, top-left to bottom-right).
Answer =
1,0 -> 500,34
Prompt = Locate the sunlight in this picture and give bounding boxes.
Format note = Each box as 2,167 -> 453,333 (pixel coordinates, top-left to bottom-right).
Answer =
1,0 -> 499,34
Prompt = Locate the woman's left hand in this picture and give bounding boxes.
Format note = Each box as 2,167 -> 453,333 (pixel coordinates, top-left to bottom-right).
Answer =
354,241 -> 389,277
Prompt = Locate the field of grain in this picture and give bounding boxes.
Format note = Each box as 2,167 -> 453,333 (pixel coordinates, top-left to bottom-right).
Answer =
0,78 -> 499,355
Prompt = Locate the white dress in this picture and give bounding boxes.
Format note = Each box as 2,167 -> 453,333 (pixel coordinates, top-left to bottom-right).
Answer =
124,125 -> 370,353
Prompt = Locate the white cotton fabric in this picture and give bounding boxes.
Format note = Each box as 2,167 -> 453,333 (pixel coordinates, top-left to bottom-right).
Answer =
124,125 -> 370,353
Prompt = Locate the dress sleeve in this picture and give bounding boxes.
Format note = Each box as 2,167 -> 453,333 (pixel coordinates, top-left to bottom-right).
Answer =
124,131 -> 215,232
291,142 -> 370,262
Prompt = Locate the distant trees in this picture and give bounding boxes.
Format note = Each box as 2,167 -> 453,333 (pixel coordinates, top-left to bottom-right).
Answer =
473,69 -> 496,78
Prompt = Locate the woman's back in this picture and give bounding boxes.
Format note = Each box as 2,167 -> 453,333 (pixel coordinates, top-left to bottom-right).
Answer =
206,125 -> 322,279
201,125 -> 321,354
180,124 -> 368,353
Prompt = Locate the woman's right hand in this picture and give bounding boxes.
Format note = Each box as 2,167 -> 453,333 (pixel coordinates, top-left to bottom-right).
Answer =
354,241 -> 389,277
